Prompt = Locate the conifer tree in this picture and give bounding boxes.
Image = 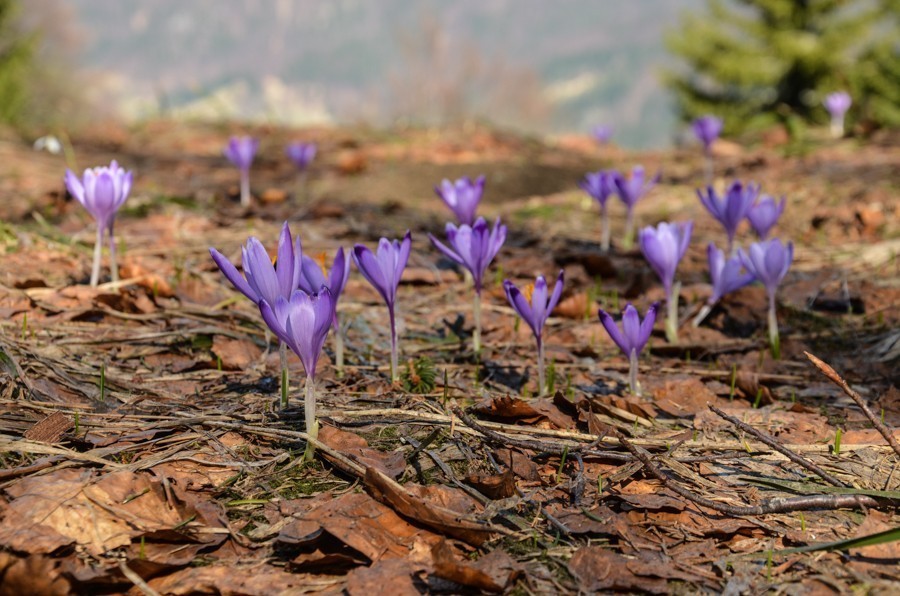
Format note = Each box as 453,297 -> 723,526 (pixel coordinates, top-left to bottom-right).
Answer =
0,0 -> 35,127
664,0 -> 896,134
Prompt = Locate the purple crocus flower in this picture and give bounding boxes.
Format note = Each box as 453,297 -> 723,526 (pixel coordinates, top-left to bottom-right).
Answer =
210,222 -> 303,408
65,160 -> 133,287
694,243 -> 755,326
738,238 -> 793,358
285,141 -> 317,171
503,270 -> 564,396
579,170 -> 616,251
209,221 -> 303,307
692,115 -> 723,154
353,231 -> 412,382
260,288 -> 334,447
591,124 -> 613,145
430,217 -> 507,353
639,221 -> 693,343
696,180 -> 759,254
435,175 -> 485,225
823,92 -> 851,138
299,248 -> 350,374
599,303 -> 658,395
224,136 -> 259,207
613,166 -> 659,249
747,195 -> 786,239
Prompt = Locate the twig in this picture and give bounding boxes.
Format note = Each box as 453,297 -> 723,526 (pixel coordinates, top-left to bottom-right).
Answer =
616,433 -> 878,516
708,405 -> 847,488
118,561 -> 160,596
805,351 -> 900,458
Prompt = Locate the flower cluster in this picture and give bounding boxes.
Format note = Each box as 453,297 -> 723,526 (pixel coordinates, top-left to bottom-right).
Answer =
223,136 -> 318,207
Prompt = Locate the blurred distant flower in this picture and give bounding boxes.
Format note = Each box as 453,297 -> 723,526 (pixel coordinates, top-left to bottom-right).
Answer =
210,222 -> 303,408
693,115 -> 723,184
599,302 -> 657,395
299,247 -> 350,374
435,175 -> 485,225
738,238 -> 793,358
33,135 -> 62,154
224,136 -> 259,207
353,231 -> 412,382
747,194 -> 786,239
614,166 -> 659,249
504,270 -> 564,396
591,124 -> 613,144
639,221 -> 693,343
696,180 -> 759,254
285,141 -> 317,171
260,287 -> 334,453
692,115 -> 722,154
430,217 -> 506,353
65,160 -> 133,287
693,242 -> 755,326
579,170 -> 616,251
823,91 -> 851,138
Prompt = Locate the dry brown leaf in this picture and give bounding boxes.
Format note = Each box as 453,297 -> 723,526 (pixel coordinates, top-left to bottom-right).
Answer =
431,540 -> 510,592
211,335 -> 262,371
568,546 -> 668,594
345,558 -> 422,596
0,551 -> 71,596
653,377 -> 718,418
319,425 -> 407,479
364,467 -> 494,546
0,469 -> 200,557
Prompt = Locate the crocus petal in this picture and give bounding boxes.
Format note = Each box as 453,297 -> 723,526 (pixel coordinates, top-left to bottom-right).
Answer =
530,275 -> 549,334
599,308 -> 629,355
546,270 -> 565,315
353,244 -> 391,305
210,247 -> 258,302
621,304 -> 642,354
65,169 -> 85,206
429,234 -> 463,265
639,303 -> 658,348
259,298 -> 288,343
243,237 -> 281,305
504,281 -> 535,335
275,222 -> 297,298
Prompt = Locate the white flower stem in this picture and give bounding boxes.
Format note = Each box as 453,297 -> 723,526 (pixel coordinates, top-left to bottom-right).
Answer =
704,151 -> 714,187
537,337 -> 545,397
296,170 -> 309,202
830,116 -> 844,139
623,208 -> 635,250
600,207 -> 611,252
473,290 -> 482,355
768,291 -> 780,359
107,224 -> 119,283
665,281 -> 681,344
389,307 -> 399,383
629,348 -> 640,396
240,169 -> 251,207
692,302 -> 714,328
279,342 -> 289,409
90,225 -> 103,287
302,374 -> 319,461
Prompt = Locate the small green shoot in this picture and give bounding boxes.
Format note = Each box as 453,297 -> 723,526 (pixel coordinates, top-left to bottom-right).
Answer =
556,446 -> 569,484
833,428 -> 842,456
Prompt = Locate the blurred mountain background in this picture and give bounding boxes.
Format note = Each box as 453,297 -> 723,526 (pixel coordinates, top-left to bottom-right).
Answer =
3,0 -> 896,148
11,0 -> 704,148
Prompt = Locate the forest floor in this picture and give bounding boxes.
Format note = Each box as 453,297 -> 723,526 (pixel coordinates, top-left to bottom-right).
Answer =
0,120 -> 898,594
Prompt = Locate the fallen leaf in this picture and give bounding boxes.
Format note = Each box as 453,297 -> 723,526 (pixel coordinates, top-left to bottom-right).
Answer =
345,558 -> 422,596
431,540 -> 517,592
568,546 -> 668,593
653,377 -> 718,418
211,335 -> 262,371
319,425 -> 407,479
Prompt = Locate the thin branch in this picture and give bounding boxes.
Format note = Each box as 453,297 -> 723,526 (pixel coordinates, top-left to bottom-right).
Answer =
616,433 -> 879,516
805,351 -> 900,458
709,405 -> 847,488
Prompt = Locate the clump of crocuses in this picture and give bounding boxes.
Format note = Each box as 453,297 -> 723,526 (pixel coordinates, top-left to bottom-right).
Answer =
747,195 -> 785,239
823,92 -> 851,139
738,239 -> 793,358
65,160 -> 133,287
353,232 -> 412,382
210,222 -> 303,407
260,287 -> 334,456
692,115 -> 722,184
599,303 -> 657,396
580,170 -> 616,252
504,271 -> 564,396
435,176 -> 485,225
614,166 -> 658,249
639,221 -> 693,343
693,243 -> 755,326
299,247 -> 350,375
224,136 -> 259,207
697,180 -> 759,255
430,217 -> 506,354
